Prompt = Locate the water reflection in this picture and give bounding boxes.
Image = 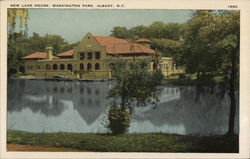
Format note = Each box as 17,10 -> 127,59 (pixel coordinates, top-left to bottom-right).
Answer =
7,78 -> 239,135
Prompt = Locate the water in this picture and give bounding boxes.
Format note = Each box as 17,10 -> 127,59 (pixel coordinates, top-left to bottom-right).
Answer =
7,78 -> 239,136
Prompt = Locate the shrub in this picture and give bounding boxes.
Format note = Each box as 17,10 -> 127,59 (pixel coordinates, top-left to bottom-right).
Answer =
106,105 -> 131,135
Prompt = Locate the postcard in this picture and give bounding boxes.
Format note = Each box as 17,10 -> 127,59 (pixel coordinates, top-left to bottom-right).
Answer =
0,0 -> 250,158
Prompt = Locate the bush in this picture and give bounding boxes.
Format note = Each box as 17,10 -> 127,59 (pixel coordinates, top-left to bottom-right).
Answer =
106,105 -> 131,135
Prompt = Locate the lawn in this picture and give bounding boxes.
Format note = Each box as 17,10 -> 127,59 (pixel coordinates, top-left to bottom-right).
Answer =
7,130 -> 238,152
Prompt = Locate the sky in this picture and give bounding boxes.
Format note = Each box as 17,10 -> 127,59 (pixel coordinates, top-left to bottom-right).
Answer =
25,9 -> 194,43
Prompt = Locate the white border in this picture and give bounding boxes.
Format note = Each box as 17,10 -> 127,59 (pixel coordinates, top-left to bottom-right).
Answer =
1,0 -> 250,158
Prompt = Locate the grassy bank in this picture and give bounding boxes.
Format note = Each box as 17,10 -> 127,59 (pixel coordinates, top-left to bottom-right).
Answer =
161,75 -> 225,86
7,130 -> 238,152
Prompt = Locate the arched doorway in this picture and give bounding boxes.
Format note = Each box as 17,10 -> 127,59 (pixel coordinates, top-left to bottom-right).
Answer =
67,64 -> 73,71
95,63 -> 100,70
80,63 -> 84,70
153,63 -> 157,70
60,64 -> 65,70
53,64 -> 58,70
87,63 -> 91,71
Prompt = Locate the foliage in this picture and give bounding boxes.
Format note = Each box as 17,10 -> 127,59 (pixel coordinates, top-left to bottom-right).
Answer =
7,32 -> 78,75
110,22 -> 184,60
181,10 -> 239,135
7,8 -> 29,74
108,60 -> 164,111
111,26 -> 130,39
8,8 -> 28,33
27,33 -> 74,55
110,21 -> 183,41
105,105 -> 131,135
144,22 -> 183,40
151,38 -> 182,64
7,130 -> 238,152
7,32 -> 29,75
182,10 -> 239,76
106,60 -> 163,134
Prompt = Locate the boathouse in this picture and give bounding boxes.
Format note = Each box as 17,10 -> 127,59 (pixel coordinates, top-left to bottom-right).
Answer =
23,33 -> 184,79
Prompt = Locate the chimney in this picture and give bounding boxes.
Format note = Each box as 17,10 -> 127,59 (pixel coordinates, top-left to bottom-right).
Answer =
45,47 -> 53,59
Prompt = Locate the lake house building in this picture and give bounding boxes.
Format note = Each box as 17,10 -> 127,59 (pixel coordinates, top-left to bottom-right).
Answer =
23,33 -> 184,79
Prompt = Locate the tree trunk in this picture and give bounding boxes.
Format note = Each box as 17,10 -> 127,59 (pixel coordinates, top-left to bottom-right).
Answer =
227,80 -> 236,136
227,42 -> 239,136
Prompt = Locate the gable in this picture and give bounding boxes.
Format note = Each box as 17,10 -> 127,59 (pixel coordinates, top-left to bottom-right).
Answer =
73,33 -> 106,59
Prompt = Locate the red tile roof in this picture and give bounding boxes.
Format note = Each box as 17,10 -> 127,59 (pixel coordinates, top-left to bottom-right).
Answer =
112,43 -> 155,54
93,35 -> 155,55
135,38 -> 152,43
57,49 -> 74,57
23,35 -> 155,59
23,52 -> 58,59
23,52 -> 48,59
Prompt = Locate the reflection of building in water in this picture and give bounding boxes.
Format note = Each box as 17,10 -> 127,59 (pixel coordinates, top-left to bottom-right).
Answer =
135,86 -> 181,114
8,79 -> 239,135
8,79 -> 66,117
8,78 -> 112,125
135,86 -> 239,135
157,86 -> 180,104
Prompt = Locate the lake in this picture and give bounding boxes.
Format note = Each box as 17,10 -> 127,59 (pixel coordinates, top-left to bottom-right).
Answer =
7,78 -> 239,136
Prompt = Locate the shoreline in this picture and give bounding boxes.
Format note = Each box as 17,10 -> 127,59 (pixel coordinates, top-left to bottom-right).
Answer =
7,130 -> 239,153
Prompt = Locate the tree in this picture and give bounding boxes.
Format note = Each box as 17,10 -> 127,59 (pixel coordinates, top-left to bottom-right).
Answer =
108,60 -> 164,112
106,59 -> 164,134
7,32 -> 76,75
128,25 -> 146,40
7,8 -> 29,75
7,32 -> 29,75
111,26 -> 129,39
182,10 -> 239,136
151,38 -> 182,62
162,23 -> 184,41
110,22 -> 184,64
8,8 -> 28,33
42,34 -> 72,55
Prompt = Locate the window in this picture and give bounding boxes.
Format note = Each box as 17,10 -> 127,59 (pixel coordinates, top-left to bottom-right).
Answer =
53,64 -> 58,70
37,65 -> 40,70
80,52 -> 84,59
67,64 -> 73,71
95,63 -> 100,70
60,64 -> 65,70
80,63 -> 84,70
87,63 -> 91,71
95,52 -> 100,59
87,52 -> 92,59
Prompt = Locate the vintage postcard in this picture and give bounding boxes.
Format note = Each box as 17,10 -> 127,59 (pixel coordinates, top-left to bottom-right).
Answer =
0,0 -> 250,158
